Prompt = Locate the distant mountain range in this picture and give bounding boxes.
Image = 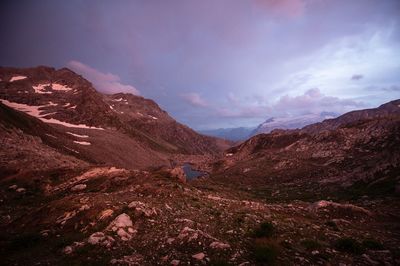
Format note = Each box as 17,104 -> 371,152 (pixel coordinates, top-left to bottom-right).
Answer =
198,127 -> 255,142
198,112 -> 338,141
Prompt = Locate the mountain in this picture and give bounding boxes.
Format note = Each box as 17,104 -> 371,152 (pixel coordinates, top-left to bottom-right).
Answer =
0,66 -> 229,171
213,99 -> 400,198
252,112 -> 338,135
198,126 -> 255,141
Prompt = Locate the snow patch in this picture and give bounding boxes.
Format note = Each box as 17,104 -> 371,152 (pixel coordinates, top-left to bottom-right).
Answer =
149,115 -> 158,120
67,132 -> 89,138
10,76 -> 27,82
64,103 -> 71,107
33,83 -> 52,94
73,141 -> 91,146
52,83 -> 73,91
0,99 -> 104,130
113,98 -> 123,102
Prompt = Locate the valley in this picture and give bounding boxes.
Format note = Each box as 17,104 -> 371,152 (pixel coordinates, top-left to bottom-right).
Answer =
0,67 -> 399,265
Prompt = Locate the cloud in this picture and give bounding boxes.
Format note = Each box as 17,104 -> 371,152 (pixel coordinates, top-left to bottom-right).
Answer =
180,92 -> 209,107
67,60 -> 140,95
351,74 -> 364,80
252,0 -> 306,18
273,88 -> 366,115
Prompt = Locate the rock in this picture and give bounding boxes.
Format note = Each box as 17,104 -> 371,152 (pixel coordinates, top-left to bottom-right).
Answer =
63,246 -> 73,255
16,187 -> 26,193
171,259 -> 180,265
9,185 -> 18,190
192,252 -> 205,260
88,232 -> 114,247
107,213 -> 135,240
109,213 -> 133,229
79,204 -> 90,211
311,250 -> 319,255
128,201 -> 157,217
210,241 -> 230,249
99,209 -> 114,220
309,200 -> 372,216
71,184 -> 87,192
88,232 -> 106,245
178,227 -> 198,241
40,230 -> 50,237
117,228 -> 132,241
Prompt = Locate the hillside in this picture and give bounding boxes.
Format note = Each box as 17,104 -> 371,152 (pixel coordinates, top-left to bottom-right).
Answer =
0,66 -> 228,171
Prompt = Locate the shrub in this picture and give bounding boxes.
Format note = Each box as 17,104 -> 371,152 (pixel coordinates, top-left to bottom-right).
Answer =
301,239 -> 321,250
253,239 -> 279,264
325,220 -> 339,231
334,237 -> 363,254
9,232 -> 42,251
254,222 -> 275,238
362,238 -> 384,250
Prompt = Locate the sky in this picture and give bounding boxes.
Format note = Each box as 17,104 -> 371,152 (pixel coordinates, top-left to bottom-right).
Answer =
1,0 -> 399,130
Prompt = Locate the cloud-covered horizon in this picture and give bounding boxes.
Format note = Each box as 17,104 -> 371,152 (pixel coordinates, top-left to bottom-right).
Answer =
1,0 -> 399,129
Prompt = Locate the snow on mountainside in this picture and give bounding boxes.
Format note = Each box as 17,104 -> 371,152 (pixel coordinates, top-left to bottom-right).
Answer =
0,66 -> 228,170
252,112 -> 338,135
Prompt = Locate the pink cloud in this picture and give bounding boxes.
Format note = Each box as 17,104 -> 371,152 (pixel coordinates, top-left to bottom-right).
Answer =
252,0 -> 306,18
67,60 -> 140,95
274,88 -> 365,114
180,92 -> 209,107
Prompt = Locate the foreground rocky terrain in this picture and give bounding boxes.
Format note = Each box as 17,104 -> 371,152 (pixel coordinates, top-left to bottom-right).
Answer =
0,67 -> 399,265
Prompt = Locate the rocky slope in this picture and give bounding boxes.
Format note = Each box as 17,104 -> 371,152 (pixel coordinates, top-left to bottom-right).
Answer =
0,66 -> 399,265
213,99 -> 400,199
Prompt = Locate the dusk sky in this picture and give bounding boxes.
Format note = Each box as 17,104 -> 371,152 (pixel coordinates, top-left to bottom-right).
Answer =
1,0 -> 399,129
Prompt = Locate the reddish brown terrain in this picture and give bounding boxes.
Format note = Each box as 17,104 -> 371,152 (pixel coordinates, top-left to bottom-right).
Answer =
0,67 -> 399,265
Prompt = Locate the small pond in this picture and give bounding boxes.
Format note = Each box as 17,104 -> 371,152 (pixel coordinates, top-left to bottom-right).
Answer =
182,163 -> 207,180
